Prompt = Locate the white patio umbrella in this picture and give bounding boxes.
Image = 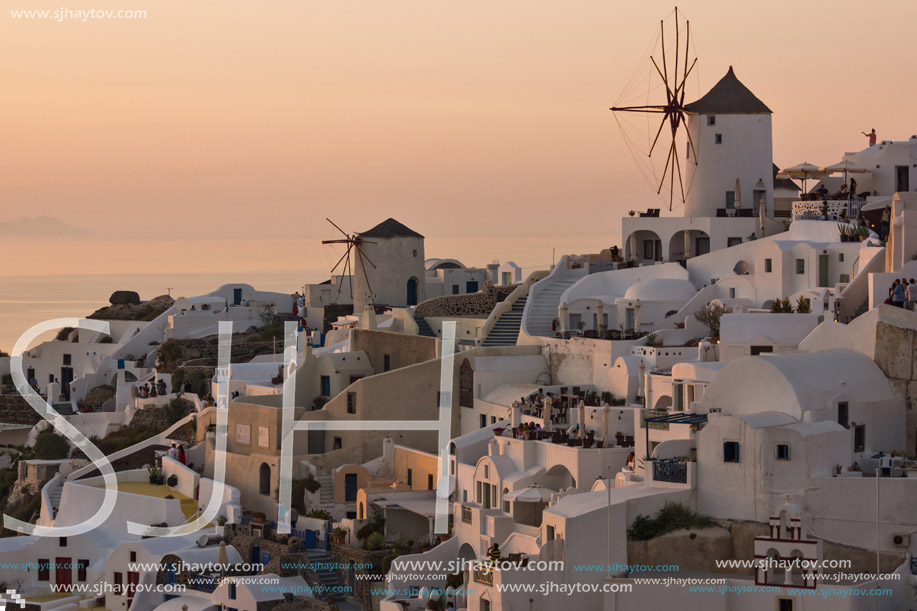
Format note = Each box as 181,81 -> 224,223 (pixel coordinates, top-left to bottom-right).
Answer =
577,400 -> 586,439
759,195 -> 766,235
822,160 -> 869,175
602,403 -> 611,445
778,163 -> 828,192
821,160 -> 870,185
734,178 -> 742,210
217,540 -> 228,576
503,485 -> 554,503
633,299 -> 642,333
542,395 -> 553,432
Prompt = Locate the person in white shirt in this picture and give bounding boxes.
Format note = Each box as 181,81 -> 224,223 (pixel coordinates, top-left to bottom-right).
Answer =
168,443 -> 178,460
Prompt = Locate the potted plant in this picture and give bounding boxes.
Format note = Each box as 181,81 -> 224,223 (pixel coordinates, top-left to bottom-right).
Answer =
628,210 -> 636,217
419,537 -> 431,552
331,527 -> 347,545
834,464 -> 843,476
147,464 -> 164,485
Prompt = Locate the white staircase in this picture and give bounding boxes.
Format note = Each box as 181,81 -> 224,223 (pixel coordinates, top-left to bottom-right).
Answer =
316,474 -> 334,508
522,257 -> 588,338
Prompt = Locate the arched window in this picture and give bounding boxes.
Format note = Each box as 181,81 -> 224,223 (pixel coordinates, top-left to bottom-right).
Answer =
259,463 -> 271,496
459,359 -> 474,408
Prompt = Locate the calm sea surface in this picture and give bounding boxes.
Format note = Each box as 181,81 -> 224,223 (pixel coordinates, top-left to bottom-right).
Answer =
0,231 -> 618,352
0,271 -> 308,352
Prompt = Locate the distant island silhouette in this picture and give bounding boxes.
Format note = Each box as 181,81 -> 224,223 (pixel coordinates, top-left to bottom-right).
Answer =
0,216 -> 90,237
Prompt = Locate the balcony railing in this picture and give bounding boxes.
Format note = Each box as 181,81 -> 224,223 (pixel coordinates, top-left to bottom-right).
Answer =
653,459 -> 688,484
474,566 -> 495,585
792,199 -> 864,220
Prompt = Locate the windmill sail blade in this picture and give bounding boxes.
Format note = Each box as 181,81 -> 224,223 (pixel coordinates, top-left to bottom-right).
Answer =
326,218 -> 350,239
329,245 -> 351,276
610,7 -> 697,210
356,245 -> 376,269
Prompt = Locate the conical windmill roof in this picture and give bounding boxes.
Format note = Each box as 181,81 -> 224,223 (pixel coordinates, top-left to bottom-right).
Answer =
359,218 -> 424,239
685,66 -> 771,115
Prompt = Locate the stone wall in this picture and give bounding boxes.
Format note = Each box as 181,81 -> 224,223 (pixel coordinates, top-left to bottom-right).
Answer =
328,544 -> 388,611
271,596 -> 336,611
0,394 -> 42,425
628,521 -> 905,576
872,318 -> 917,454
414,282 -> 515,318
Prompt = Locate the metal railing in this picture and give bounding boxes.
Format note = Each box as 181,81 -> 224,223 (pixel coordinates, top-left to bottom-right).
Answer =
653,459 -> 688,484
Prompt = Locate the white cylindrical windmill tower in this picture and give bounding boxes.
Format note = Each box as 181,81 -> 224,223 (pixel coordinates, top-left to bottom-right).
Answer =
684,66 -> 774,219
353,218 -> 426,312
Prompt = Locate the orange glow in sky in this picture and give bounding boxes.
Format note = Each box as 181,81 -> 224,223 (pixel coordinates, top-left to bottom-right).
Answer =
2,0 -> 916,276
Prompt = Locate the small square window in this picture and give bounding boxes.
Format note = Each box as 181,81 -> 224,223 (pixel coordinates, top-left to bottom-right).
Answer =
38,560 -> 50,582
729,288 -> 736,299
715,133 -> 723,144
727,237 -> 742,247
707,115 -> 716,126
764,258 -> 773,273
346,392 -> 356,414
723,441 -> 740,463
129,551 -> 136,562
60,536 -> 68,547
776,444 -> 790,460
413,249 -> 418,257
838,253 -> 844,262
796,259 -> 805,274
383,354 -> 391,372
407,468 -> 413,486
333,437 -> 342,450
63,354 -> 71,366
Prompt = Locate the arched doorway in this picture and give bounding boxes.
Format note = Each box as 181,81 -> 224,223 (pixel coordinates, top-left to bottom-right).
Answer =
624,230 -> 663,264
259,463 -> 271,496
407,277 -> 419,306
669,230 -> 710,262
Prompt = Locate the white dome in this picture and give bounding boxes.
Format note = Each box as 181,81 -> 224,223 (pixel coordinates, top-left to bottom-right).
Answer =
623,278 -> 697,303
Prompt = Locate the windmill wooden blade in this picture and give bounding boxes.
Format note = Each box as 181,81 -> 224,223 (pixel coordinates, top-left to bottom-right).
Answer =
328,245 -> 351,276
326,217 -> 350,239
610,7 -> 697,210
355,247 -> 375,306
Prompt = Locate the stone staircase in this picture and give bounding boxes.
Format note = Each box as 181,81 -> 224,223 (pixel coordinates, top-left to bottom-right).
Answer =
47,479 -> 63,516
523,278 -> 581,337
308,547 -> 359,609
316,474 -> 334,508
413,315 -> 436,338
482,295 -> 528,346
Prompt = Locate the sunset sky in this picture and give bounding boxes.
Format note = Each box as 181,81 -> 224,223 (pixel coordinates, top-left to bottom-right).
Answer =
3,0 -> 916,277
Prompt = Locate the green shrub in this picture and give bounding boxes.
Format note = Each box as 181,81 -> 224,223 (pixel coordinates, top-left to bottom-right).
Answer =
306,509 -> 331,520
301,475 -> 321,493
157,340 -> 183,370
357,517 -> 385,541
55,327 -> 75,342
363,531 -> 385,551
627,502 -> 714,541
32,431 -> 69,460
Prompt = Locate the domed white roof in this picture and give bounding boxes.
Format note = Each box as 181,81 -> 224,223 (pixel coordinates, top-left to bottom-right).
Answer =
623,278 -> 697,303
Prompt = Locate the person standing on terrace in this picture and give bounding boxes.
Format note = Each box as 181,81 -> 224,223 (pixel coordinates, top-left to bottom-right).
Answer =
862,128 -> 877,146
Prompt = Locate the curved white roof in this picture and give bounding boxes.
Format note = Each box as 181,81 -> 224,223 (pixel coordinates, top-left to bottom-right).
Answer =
702,349 -> 896,420
623,278 -> 697,303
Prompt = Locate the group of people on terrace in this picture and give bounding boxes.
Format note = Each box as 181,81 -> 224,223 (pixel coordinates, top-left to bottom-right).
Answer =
887,278 -> 917,309
137,378 -> 168,399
